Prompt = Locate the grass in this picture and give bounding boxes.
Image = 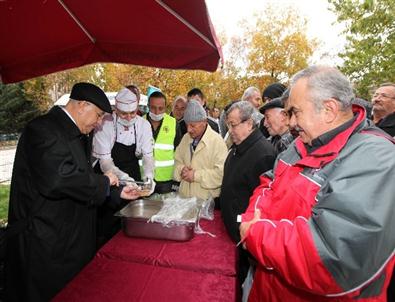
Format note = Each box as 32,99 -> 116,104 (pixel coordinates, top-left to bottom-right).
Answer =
0,184 -> 10,226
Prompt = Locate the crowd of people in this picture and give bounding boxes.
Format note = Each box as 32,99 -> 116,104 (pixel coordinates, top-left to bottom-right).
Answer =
4,66 -> 395,301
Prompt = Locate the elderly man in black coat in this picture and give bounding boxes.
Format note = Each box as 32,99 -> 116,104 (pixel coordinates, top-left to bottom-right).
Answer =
219,101 -> 275,290
372,83 -> 395,137
5,83 -> 140,302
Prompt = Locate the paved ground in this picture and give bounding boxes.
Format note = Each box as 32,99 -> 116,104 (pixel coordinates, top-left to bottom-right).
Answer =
0,148 -> 10,298
0,147 -> 16,184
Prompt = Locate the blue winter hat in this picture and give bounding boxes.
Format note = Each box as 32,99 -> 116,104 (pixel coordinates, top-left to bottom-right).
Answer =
147,85 -> 161,99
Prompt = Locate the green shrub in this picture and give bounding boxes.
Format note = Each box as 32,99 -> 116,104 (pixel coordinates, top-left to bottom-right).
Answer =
0,184 -> 10,226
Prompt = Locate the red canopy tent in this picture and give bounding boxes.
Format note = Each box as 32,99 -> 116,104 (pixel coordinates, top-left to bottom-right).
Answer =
0,0 -> 223,84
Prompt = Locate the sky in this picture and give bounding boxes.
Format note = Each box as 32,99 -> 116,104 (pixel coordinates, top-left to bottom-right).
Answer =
205,0 -> 347,66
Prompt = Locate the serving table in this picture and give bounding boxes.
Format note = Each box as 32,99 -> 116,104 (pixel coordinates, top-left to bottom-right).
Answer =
53,211 -> 238,302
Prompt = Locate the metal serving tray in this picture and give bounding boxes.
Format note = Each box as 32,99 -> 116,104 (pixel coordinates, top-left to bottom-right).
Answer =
116,199 -> 197,241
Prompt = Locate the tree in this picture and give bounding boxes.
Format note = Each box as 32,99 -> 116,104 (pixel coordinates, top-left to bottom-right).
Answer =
218,34 -> 250,105
23,77 -> 52,111
245,7 -> 317,86
328,0 -> 395,98
0,83 -> 41,134
23,64 -> 101,110
101,63 -> 228,109
101,63 -> 156,92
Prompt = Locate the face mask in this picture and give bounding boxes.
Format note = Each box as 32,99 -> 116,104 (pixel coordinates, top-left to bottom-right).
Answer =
118,117 -> 137,128
149,112 -> 164,121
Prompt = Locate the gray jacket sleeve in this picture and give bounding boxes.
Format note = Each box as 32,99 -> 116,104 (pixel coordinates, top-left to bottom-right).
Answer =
310,133 -> 395,296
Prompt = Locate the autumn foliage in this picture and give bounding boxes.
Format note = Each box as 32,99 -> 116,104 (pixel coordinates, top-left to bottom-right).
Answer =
22,5 -> 316,112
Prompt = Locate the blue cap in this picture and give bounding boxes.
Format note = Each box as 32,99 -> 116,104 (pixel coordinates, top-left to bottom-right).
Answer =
147,85 -> 161,99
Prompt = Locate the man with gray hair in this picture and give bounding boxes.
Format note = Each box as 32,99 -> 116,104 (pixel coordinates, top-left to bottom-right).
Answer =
219,101 -> 275,291
242,86 -> 262,109
239,66 -> 395,301
372,83 -> 395,136
261,90 -> 295,155
242,86 -> 264,128
173,100 -> 227,200
171,95 -> 187,122
220,87 -> 264,138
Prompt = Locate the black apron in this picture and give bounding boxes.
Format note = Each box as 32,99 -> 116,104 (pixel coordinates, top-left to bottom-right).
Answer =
111,124 -> 142,181
97,123 -> 141,248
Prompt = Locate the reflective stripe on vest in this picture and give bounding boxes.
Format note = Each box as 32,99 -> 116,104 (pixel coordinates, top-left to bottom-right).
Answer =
139,159 -> 174,167
154,143 -> 174,150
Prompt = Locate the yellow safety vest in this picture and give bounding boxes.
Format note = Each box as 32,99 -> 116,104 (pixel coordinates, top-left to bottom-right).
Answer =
141,114 -> 176,181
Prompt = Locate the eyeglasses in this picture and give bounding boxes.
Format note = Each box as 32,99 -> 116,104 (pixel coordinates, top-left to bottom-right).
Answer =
372,93 -> 395,100
226,120 -> 246,129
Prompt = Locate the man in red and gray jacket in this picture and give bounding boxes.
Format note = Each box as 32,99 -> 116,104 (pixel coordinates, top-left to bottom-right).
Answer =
240,66 -> 395,302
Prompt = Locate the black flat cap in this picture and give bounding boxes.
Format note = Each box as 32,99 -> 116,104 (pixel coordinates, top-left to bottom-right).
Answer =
70,82 -> 112,113
260,97 -> 285,114
262,83 -> 287,100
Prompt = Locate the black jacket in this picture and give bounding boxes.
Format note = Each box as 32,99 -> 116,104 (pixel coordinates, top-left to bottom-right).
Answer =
270,131 -> 295,156
5,106 -> 119,301
219,128 -> 275,243
377,112 -> 395,137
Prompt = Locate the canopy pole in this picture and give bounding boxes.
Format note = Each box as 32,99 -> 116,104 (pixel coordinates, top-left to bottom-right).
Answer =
155,0 -> 216,49
57,0 -> 95,43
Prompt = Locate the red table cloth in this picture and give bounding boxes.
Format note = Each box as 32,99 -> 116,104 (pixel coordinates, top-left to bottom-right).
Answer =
54,211 -> 238,301
53,257 -> 236,302
97,211 -> 237,276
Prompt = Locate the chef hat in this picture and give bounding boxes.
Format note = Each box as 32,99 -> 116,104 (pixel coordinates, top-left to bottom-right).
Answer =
115,87 -> 138,112
183,100 -> 207,123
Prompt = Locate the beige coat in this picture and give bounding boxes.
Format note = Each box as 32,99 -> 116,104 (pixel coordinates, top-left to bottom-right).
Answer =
174,125 -> 228,200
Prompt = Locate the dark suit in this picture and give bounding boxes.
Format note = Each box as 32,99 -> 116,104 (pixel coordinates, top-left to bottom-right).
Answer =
219,128 -> 275,284
5,106 -> 117,301
377,112 -> 395,137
